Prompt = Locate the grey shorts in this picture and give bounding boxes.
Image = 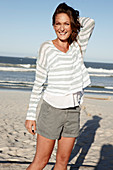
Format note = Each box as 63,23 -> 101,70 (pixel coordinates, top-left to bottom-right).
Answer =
36,100 -> 81,140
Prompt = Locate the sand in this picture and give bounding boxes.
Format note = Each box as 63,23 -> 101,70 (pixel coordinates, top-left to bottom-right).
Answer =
0,89 -> 113,170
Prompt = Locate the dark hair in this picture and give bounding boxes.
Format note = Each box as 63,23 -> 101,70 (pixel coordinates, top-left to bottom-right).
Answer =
52,3 -> 81,44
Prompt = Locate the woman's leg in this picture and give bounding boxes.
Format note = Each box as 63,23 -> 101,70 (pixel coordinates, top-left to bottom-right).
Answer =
27,134 -> 55,170
54,136 -> 76,170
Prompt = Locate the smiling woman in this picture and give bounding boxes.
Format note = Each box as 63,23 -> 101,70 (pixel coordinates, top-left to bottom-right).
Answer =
53,13 -> 72,53
25,2 -> 95,170
52,3 -> 81,46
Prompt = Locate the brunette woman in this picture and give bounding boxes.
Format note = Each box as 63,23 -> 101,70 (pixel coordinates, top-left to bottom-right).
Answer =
25,3 -> 95,170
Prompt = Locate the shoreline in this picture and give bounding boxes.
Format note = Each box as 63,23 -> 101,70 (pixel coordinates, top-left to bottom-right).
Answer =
0,87 -> 113,97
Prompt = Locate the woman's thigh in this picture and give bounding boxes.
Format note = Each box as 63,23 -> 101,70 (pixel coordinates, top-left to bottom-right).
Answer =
56,136 -> 76,162
34,134 -> 55,161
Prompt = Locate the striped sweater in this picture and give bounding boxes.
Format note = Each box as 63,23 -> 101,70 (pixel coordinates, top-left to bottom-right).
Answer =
26,17 -> 95,120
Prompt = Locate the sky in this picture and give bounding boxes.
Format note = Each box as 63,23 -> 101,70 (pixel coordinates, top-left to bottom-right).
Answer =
0,0 -> 113,63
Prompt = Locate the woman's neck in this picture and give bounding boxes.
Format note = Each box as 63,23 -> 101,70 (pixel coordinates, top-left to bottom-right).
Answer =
52,39 -> 69,53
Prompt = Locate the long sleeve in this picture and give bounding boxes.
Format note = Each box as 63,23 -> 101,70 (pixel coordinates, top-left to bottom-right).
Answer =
77,17 -> 95,57
26,43 -> 48,120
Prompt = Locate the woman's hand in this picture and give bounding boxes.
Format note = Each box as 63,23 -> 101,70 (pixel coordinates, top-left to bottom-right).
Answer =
25,120 -> 36,135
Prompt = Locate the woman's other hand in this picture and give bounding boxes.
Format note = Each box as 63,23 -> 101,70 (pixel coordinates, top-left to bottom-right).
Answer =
25,120 -> 36,135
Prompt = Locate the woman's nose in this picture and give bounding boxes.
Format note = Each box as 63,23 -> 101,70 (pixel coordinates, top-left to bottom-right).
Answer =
60,25 -> 65,31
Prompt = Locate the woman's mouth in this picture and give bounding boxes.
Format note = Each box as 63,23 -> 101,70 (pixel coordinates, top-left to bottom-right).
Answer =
59,32 -> 67,35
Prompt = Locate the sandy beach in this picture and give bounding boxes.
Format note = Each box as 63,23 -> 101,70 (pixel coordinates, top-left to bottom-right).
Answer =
0,89 -> 113,170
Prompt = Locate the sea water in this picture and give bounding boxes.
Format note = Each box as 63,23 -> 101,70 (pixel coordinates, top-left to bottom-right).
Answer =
0,56 -> 113,95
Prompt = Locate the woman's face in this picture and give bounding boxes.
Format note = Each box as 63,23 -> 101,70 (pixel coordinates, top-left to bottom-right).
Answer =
53,13 -> 72,42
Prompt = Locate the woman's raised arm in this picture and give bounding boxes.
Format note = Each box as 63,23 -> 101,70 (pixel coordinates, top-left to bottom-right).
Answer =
77,17 -> 95,57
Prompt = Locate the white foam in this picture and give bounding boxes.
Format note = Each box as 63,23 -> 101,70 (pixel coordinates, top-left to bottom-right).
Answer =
0,80 -> 33,85
20,64 -> 31,68
89,74 -> 112,77
0,67 -> 35,72
85,89 -> 113,94
105,86 -> 113,90
87,67 -> 113,74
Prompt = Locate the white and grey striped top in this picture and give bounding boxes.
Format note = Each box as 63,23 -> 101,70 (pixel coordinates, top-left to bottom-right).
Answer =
26,17 -> 95,120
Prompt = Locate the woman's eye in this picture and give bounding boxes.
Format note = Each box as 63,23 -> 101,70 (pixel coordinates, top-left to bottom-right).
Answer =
55,22 -> 70,26
55,23 -> 60,25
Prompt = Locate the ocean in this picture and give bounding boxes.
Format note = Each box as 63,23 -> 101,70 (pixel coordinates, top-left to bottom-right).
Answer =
0,56 -> 113,95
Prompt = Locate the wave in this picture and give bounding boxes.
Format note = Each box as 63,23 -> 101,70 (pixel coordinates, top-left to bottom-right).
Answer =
0,80 -> 33,84
0,63 -> 36,68
0,80 -> 33,85
105,86 -> 113,90
89,74 -> 113,77
85,85 -> 113,94
0,66 -> 35,72
85,89 -> 113,94
20,64 -> 31,68
89,85 -> 113,89
0,62 -> 113,75
1,67 -> 113,77
87,67 -> 113,74
0,80 -> 113,94
0,80 -> 33,89
0,63 -> 113,74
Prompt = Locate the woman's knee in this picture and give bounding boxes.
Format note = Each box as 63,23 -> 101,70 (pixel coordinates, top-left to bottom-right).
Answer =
34,153 -> 49,165
56,154 -> 69,166
26,155 -> 49,170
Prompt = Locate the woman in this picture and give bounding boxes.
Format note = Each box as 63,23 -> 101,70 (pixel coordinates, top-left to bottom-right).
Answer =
25,3 -> 95,170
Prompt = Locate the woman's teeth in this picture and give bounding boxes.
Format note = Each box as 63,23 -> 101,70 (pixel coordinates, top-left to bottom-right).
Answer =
59,32 -> 66,35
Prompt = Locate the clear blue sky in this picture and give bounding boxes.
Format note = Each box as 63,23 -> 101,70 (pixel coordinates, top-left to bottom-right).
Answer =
0,0 -> 113,63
